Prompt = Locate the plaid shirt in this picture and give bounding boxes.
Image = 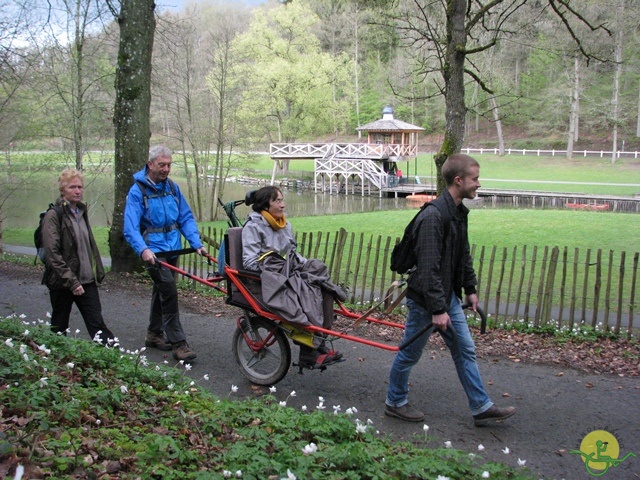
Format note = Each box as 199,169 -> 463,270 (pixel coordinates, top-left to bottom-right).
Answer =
406,188 -> 477,314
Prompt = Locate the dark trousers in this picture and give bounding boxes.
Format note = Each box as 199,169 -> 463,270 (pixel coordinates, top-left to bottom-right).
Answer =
49,282 -> 115,344
147,257 -> 186,344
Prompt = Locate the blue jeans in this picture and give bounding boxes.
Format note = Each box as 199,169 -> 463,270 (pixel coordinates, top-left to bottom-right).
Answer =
386,293 -> 493,416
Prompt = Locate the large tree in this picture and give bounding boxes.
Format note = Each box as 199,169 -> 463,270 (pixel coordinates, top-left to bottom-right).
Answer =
384,0 -> 610,192
107,0 -> 156,272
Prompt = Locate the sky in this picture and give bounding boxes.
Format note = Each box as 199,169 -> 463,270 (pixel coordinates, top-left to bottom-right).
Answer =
159,0 -> 266,12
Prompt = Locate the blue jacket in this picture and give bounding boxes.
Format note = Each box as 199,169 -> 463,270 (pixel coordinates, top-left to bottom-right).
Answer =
124,168 -> 203,257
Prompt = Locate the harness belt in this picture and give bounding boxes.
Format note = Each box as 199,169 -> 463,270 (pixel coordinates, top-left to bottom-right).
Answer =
142,223 -> 178,241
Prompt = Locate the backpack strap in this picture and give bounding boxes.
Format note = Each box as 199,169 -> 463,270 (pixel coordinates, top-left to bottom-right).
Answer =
135,179 -> 180,240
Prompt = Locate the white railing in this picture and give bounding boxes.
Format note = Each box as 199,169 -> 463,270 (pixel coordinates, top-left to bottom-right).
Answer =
270,143 -> 419,160
462,147 -> 640,159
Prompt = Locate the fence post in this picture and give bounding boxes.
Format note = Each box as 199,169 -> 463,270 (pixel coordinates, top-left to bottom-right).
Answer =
542,247 -> 559,325
615,251 -> 625,335
482,246 -> 497,317
534,246 -> 549,326
603,250 -> 614,332
494,247 -> 508,322
558,247 -> 568,327
591,249 -> 602,328
581,249 -> 591,323
515,245 -> 527,321
628,253 -> 638,335
505,246 -> 518,321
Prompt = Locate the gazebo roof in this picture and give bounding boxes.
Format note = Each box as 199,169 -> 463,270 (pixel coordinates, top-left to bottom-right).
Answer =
356,118 -> 425,132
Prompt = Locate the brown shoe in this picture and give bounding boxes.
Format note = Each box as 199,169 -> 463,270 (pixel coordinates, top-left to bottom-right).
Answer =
145,330 -> 172,351
384,403 -> 425,422
172,340 -> 197,362
473,405 -> 516,427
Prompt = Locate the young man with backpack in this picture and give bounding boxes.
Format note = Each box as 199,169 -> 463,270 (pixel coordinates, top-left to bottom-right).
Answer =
124,146 -> 206,362
385,154 -> 516,427
41,168 -> 116,345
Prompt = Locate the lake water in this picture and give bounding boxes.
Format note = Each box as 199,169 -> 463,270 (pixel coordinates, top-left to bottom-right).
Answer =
2,174 -> 417,229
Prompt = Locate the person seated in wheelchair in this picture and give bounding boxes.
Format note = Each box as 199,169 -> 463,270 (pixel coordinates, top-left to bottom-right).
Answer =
242,186 -> 346,368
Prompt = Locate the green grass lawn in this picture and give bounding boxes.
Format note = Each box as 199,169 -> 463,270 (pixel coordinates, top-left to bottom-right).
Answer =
4,209 -> 638,258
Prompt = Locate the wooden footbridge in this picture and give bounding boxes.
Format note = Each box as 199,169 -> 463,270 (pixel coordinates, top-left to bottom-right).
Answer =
269,142 -> 421,196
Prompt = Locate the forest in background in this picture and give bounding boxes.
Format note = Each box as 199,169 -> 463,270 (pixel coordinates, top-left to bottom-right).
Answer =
2,0 -> 640,239
2,0 -> 639,154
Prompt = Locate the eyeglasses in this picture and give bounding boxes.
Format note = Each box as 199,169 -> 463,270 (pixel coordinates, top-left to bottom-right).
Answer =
273,198 -> 285,204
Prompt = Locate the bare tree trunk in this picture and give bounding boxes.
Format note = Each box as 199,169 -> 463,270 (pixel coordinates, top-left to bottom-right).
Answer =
354,1 -> 361,137
434,0 -> 467,194
637,82 -> 640,138
490,95 -> 504,155
108,0 -> 156,272
567,55 -> 580,159
611,0 -> 623,165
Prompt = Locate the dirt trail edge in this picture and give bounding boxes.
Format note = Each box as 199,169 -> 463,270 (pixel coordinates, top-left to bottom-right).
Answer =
1,263 -> 638,480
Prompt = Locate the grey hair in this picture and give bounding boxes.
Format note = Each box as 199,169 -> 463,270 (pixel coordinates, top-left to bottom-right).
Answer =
148,145 -> 172,163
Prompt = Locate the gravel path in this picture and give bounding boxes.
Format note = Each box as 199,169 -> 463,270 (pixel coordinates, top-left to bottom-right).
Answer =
1,262 -> 638,480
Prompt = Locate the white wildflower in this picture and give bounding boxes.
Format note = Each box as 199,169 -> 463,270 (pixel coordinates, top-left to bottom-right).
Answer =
282,468 -> 296,480
444,441 -> 452,449
502,447 -> 510,454
435,476 -> 450,480
39,377 -> 48,388
423,424 -> 429,433
269,386 -> 277,393
302,443 -> 318,455
333,405 -> 341,414
223,471 -> 232,478
120,385 -> 128,394
279,401 -> 287,407
301,405 -> 308,412
203,374 -> 210,381
19,314 -> 26,319
517,458 -> 526,466
482,472 -> 490,478
5,338 -> 14,348
478,444 -> 485,451
66,362 -> 75,369
231,385 -> 238,393
184,363 -> 192,371
235,471 -> 242,478
13,464 -> 24,480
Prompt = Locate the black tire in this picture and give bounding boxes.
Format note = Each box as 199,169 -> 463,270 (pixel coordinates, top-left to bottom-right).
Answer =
232,316 -> 291,385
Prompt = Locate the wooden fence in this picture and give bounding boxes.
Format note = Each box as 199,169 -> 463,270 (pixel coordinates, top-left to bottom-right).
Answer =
182,226 -> 638,336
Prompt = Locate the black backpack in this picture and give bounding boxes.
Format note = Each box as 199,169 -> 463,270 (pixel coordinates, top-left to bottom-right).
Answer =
34,204 -> 64,263
390,199 -> 451,274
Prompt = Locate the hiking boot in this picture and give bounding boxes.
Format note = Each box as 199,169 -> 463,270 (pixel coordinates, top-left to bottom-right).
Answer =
299,345 -> 340,368
473,405 -> 516,427
145,330 -> 172,351
172,340 -> 197,362
384,403 -> 425,422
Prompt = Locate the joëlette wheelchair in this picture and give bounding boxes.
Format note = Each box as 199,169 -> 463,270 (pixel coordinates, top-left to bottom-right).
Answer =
158,195 -> 486,385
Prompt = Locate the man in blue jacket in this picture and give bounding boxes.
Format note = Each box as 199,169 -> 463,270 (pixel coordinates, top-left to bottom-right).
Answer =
124,146 -> 206,361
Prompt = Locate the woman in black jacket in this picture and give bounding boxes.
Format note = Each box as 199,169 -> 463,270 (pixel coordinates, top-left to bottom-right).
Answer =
41,169 -> 116,346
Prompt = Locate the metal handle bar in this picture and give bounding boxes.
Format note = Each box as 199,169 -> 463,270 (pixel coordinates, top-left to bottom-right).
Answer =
397,304 -> 487,351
